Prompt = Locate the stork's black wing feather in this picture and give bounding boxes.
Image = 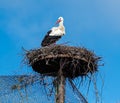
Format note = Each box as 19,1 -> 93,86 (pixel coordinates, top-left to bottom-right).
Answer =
41,30 -> 62,47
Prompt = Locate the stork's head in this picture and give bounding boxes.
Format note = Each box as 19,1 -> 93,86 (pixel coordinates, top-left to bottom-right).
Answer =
56,17 -> 64,24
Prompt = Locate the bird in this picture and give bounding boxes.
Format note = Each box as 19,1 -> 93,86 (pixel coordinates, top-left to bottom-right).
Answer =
41,17 -> 65,47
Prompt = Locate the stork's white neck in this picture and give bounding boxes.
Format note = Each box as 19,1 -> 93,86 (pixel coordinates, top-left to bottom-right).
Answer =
59,21 -> 64,26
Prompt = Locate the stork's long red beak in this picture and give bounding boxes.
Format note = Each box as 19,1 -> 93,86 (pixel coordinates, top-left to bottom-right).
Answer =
55,19 -> 61,25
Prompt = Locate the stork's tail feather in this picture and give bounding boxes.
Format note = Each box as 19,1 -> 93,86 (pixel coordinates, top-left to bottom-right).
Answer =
41,35 -> 62,47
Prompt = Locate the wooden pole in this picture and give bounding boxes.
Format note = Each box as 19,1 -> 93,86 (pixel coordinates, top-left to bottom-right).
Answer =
55,71 -> 66,103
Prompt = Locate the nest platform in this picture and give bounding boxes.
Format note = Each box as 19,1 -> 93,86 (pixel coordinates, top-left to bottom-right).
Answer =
26,45 -> 100,78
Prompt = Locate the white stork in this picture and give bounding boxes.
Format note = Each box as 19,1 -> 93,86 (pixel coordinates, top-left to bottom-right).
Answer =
41,17 -> 65,47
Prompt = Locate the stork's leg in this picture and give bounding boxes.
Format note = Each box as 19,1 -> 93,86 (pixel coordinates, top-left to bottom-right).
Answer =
51,43 -> 56,46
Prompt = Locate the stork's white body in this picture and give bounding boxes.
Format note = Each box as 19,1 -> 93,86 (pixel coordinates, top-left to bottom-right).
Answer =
41,17 -> 65,47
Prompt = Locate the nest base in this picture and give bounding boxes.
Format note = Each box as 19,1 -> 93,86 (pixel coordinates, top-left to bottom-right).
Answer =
26,45 -> 100,79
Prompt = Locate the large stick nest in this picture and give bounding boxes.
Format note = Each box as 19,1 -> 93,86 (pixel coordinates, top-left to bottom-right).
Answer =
26,45 -> 101,79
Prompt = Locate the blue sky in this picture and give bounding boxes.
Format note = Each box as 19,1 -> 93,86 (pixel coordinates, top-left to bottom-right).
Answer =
0,0 -> 120,102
